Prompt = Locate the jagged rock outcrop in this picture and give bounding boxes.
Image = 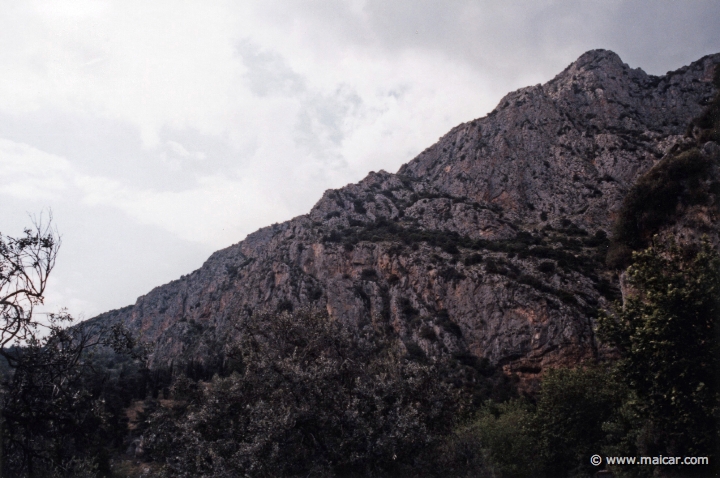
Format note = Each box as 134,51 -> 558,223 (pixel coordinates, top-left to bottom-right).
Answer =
90,50 -> 720,382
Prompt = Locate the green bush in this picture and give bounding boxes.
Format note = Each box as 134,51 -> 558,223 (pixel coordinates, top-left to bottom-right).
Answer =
360,268 -> 378,281
447,367 -> 623,478
597,239 -> 720,464
535,367 -> 624,477
464,253 -> 483,266
537,261 -> 556,275
353,199 -> 367,214
449,399 -> 540,478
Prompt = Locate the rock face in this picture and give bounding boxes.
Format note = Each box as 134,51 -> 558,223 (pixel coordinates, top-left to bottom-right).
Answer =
90,50 -> 720,381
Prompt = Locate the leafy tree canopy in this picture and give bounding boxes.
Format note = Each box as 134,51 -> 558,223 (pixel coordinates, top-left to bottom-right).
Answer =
598,238 -> 720,460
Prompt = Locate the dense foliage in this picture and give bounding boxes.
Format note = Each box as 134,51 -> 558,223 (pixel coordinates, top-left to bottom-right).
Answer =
608,148 -> 717,265
444,367 -> 624,478
2,325 -> 141,477
2,219 -> 718,477
0,219 -> 144,476
598,238 -> 720,466
141,309 -> 493,477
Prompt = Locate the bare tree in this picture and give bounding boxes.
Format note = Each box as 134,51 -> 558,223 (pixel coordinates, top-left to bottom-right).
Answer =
0,214 -> 63,350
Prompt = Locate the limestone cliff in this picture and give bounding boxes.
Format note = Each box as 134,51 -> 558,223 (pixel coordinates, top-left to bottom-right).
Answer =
89,50 -> 720,381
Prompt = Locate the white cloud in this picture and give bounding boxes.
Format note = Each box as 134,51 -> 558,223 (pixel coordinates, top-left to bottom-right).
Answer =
0,138 -> 73,199
0,138 -> 290,248
75,173 -> 293,247
166,140 -> 206,162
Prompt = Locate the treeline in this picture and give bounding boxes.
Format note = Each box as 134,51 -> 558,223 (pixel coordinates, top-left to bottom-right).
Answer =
139,310 -> 490,476
1,308 -> 514,477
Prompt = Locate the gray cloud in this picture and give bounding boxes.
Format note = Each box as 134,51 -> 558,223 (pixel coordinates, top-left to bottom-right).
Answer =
237,40 -> 307,97
295,86 -> 363,152
275,0 -> 720,78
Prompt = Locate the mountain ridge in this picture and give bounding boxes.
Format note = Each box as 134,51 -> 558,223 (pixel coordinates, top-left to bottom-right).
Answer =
88,49 -> 720,386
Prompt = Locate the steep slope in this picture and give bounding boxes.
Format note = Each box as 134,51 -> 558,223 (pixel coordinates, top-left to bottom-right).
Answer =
90,50 -> 720,380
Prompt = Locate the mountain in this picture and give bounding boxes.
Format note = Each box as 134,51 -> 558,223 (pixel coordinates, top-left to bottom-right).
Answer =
89,49 -> 720,386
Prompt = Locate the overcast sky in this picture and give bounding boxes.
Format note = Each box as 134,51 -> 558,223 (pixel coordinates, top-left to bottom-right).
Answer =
1,0 -> 719,320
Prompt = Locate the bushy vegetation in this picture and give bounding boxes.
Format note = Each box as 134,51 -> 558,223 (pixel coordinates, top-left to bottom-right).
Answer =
78,238 -> 712,477
446,367 -> 623,478
2,333 -> 146,477
141,309 -> 475,477
690,63 -> 720,143
3,64 -> 719,474
598,239 -> 720,464
0,219 -> 139,476
6,180 -> 701,477
446,239 -> 720,478
324,217 -> 609,280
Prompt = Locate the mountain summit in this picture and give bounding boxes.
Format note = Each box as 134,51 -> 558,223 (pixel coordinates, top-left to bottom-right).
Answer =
90,50 -> 720,384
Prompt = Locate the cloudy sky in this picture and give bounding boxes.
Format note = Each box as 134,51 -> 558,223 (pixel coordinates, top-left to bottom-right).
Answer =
1,0 -> 719,320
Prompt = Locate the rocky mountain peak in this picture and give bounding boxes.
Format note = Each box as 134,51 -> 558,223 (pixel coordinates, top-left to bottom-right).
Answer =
89,50 -> 720,386
563,48 -> 635,77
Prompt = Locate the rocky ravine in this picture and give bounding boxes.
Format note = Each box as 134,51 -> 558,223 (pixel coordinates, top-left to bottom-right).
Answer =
90,50 -> 720,382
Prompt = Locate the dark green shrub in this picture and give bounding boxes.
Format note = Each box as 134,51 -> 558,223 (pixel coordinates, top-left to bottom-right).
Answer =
456,399 -> 541,478
419,324 -> 438,341
360,268 -> 378,281
225,264 -> 239,278
605,243 -> 631,271
405,341 -> 427,361
399,297 -> 419,318
613,149 -> 713,250
583,230 -> 608,247
557,290 -> 577,305
276,299 -> 293,313
437,310 -> 463,338
439,267 -> 466,283
609,74 -> 720,267
442,242 -> 460,254
464,253 -> 484,266
595,277 -> 619,300
308,287 -> 323,301
537,261 -> 556,275
353,199 -> 367,214
485,259 -> 502,274
451,367 -> 624,478
535,367 -> 625,477
322,230 -> 343,243
467,356 -> 495,376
